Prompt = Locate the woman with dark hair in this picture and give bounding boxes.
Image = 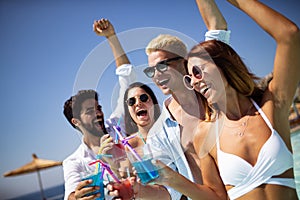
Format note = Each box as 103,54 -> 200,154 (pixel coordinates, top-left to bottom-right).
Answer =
104,82 -> 169,199
99,82 -> 161,170
123,82 -> 161,141
152,0 -> 299,199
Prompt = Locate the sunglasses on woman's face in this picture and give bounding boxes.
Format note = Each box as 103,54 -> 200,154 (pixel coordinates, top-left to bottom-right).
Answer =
143,56 -> 183,78
126,93 -> 149,106
183,65 -> 204,90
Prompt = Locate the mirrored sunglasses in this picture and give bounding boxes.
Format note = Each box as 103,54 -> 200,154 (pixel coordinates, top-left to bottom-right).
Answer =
143,56 -> 183,78
183,65 -> 204,90
126,94 -> 149,106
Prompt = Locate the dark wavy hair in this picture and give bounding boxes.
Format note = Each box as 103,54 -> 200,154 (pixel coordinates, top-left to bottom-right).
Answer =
63,90 -> 98,129
123,82 -> 161,135
187,40 -> 264,120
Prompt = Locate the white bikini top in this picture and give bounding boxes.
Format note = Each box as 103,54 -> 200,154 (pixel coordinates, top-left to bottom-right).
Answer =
216,99 -> 295,199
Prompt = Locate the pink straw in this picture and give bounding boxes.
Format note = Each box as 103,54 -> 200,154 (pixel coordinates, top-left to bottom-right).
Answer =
112,125 -> 157,180
113,126 -> 143,161
89,160 -> 121,183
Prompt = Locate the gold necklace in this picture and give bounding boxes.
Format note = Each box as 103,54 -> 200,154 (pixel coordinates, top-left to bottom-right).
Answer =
224,104 -> 253,137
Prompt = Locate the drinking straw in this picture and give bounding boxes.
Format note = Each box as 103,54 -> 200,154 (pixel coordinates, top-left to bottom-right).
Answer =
98,154 -> 113,158
123,133 -> 139,141
100,166 -> 105,180
106,174 -> 111,182
95,139 -> 112,174
117,117 -> 121,126
126,167 -> 130,178
94,154 -> 102,175
114,132 -> 119,144
112,125 -> 143,161
89,159 -> 121,183
93,154 -> 113,176
113,125 -> 156,180
114,117 -> 122,143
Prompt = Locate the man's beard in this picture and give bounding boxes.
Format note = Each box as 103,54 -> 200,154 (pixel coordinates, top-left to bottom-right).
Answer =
83,122 -> 107,137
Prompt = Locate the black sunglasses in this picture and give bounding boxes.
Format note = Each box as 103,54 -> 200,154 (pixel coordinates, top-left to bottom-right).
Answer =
143,56 -> 183,78
183,65 -> 204,90
126,94 -> 149,106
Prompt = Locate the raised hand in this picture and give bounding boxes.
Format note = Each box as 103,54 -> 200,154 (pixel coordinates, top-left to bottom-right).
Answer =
93,18 -> 116,38
98,134 -> 114,163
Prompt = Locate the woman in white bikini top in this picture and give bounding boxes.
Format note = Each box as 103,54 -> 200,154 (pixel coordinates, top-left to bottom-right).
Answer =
150,0 -> 299,199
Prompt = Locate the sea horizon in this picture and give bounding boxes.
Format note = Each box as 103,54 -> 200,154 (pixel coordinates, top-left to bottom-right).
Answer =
6,183 -> 64,200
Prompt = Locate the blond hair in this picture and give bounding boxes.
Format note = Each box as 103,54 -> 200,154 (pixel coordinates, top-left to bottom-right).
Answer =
146,34 -> 187,57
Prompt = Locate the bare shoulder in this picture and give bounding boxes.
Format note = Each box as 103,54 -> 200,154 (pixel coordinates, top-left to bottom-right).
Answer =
259,90 -> 292,146
193,121 -> 217,158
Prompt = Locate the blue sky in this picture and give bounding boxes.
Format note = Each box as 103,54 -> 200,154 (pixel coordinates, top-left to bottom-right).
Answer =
0,0 -> 299,199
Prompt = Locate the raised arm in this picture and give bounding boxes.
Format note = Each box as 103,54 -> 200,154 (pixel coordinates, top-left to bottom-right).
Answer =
93,18 -> 130,67
227,0 -> 300,111
196,0 -> 230,44
93,18 -> 136,120
196,0 -> 227,30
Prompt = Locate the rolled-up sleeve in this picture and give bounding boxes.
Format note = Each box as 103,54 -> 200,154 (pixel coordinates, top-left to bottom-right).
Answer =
147,117 -> 187,200
110,64 -> 136,119
148,136 -> 184,200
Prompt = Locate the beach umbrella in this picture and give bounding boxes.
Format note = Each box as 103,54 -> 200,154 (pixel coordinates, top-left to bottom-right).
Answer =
3,153 -> 62,200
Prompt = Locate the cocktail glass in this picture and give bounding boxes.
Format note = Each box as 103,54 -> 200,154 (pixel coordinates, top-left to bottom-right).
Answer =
126,143 -> 159,185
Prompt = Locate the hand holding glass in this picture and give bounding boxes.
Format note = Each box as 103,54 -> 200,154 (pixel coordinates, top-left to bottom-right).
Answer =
80,169 -> 104,200
111,178 -> 134,200
126,143 -> 159,184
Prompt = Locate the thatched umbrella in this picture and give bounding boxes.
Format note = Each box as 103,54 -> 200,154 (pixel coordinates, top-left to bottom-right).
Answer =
3,154 -> 62,200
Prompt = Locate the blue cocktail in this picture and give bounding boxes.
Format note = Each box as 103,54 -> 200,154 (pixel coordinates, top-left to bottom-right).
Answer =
127,143 -> 159,185
81,171 -> 104,200
132,158 -> 159,184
